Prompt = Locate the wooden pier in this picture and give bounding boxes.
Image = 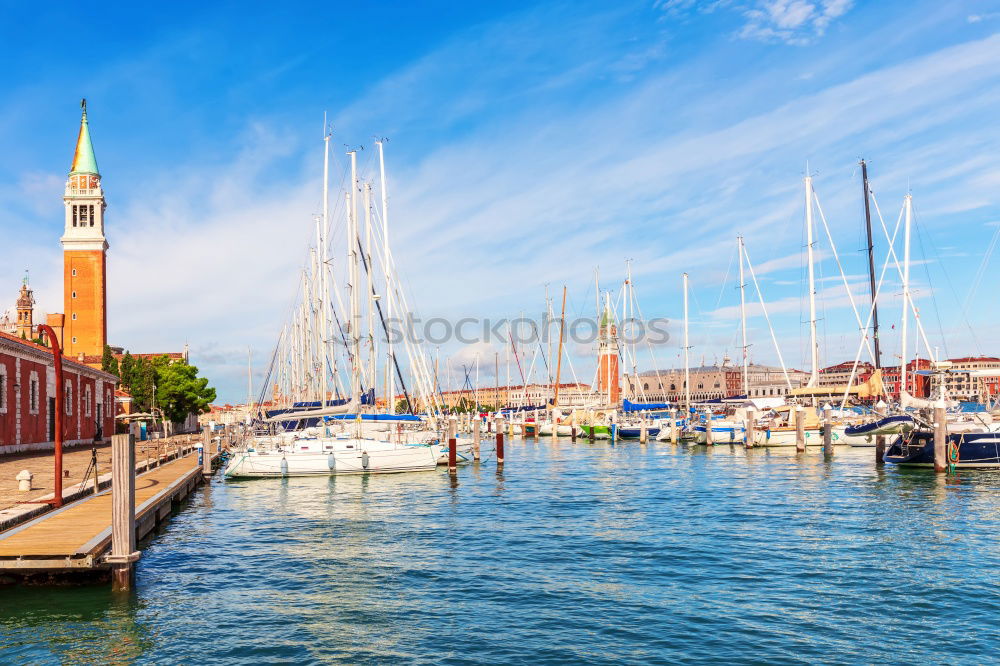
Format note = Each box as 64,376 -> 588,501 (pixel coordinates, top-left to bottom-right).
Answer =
0,440 -> 218,584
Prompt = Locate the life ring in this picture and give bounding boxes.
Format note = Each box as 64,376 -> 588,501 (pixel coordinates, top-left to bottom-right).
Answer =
947,440 -> 960,464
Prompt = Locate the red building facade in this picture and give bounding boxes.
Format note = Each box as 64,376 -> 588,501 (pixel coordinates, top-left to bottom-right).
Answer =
0,330 -> 117,454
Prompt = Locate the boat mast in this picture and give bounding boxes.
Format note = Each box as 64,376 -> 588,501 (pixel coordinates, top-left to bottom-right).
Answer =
347,150 -> 361,409
545,285 -> 553,386
364,183 -> 377,398
860,159 -> 882,370
321,120 -> 331,410
738,235 -> 748,396
554,285 -> 567,408
901,193 -> 913,395
376,140 -> 394,412
805,170 -> 820,387
683,272 -> 691,413
247,346 -> 253,417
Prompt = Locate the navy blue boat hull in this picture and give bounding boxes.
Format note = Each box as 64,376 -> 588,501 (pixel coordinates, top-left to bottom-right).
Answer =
845,415 -> 913,437
884,431 -> 1000,468
617,427 -> 661,439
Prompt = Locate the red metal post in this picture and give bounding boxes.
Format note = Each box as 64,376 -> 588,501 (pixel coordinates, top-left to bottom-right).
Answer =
37,324 -> 64,508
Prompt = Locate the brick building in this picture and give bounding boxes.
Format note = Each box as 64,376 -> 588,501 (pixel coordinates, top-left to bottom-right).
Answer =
0,330 -> 117,453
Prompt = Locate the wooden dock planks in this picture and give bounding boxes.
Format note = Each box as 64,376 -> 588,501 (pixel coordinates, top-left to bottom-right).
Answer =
0,453 -> 201,560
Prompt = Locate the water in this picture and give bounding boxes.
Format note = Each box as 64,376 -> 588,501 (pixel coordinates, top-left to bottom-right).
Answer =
2,440 -> 999,664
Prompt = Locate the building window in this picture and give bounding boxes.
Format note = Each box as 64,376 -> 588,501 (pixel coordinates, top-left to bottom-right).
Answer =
698,383 -> 704,389
65,380 -> 73,416
670,383 -> 676,391
0,364 -> 6,414
84,385 -> 92,417
89,204 -> 95,227
72,337 -> 77,344
643,383 -> 649,391
72,205 -> 78,227
72,313 -> 77,320
29,372 -> 39,414
72,291 -> 77,298
72,269 -> 77,276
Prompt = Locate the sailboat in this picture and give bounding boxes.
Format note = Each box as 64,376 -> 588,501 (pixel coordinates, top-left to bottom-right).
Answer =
225,129 -> 442,478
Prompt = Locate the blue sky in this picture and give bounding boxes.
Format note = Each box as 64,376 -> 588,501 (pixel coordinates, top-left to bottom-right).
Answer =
2,1 -> 1000,402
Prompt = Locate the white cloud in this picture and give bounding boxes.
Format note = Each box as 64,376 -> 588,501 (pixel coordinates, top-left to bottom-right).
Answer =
740,0 -> 854,44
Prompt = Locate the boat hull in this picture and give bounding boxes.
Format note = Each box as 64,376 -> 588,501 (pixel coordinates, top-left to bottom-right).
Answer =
693,423 -> 746,445
884,432 -> 1000,468
224,443 -> 442,478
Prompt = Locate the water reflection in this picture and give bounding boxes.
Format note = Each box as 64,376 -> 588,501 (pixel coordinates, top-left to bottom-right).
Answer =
0,587 -> 151,664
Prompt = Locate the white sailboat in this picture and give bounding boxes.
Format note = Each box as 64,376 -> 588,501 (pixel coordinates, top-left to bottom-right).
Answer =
225,128 -> 443,478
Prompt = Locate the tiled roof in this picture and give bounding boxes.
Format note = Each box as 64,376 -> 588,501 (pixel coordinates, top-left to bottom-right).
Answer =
0,329 -> 117,381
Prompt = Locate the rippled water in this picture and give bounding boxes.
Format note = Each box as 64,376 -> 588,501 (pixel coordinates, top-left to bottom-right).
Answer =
1,439 -> 999,664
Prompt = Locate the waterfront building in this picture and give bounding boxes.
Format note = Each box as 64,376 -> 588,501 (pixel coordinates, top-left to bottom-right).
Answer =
0,330 -> 117,453
626,362 -> 808,402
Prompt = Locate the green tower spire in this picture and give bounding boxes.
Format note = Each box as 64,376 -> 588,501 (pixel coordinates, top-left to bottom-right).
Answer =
69,98 -> 99,176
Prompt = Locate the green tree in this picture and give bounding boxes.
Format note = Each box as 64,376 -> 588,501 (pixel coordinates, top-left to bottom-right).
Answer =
119,352 -> 136,389
129,357 -> 158,412
154,360 -> 216,423
101,345 -> 120,378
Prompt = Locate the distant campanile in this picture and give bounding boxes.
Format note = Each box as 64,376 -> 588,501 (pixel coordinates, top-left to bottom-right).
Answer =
61,99 -> 108,358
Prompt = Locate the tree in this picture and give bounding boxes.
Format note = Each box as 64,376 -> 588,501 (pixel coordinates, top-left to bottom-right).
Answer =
120,352 -> 136,389
154,360 -> 216,423
102,345 -> 120,378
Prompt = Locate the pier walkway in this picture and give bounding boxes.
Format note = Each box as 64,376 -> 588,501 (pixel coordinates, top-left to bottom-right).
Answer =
0,447 -> 215,580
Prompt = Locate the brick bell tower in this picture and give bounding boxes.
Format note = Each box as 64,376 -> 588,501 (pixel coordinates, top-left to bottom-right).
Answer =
61,99 -> 108,358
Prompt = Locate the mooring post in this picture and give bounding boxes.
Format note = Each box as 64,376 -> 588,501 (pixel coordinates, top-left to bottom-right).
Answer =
670,409 -> 678,444
745,408 -> 755,450
495,416 -> 505,465
795,405 -> 806,453
640,418 -> 648,443
822,403 -> 833,457
704,411 -> 713,446
934,400 -> 947,473
201,426 -> 212,477
875,434 -> 886,466
448,415 -> 458,473
109,433 -> 139,591
571,424 -> 577,442
472,416 -> 481,460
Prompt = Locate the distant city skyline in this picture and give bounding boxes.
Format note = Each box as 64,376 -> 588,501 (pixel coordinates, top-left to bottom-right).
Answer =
3,1 -> 999,402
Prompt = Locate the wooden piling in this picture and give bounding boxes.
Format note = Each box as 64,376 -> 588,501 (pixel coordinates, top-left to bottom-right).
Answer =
795,406 -> 806,453
109,433 -> 138,591
704,411 -> 713,446
822,405 -> 833,457
495,416 -> 504,465
201,427 -> 212,477
571,424 -> 577,442
875,434 -> 885,466
472,417 -> 481,460
670,409 -> 678,445
640,420 -> 648,443
934,402 -> 947,473
745,409 -> 755,449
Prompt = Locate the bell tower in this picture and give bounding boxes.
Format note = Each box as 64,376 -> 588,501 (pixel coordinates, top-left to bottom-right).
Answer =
61,99 -> 108,358
15,271 -> 35,339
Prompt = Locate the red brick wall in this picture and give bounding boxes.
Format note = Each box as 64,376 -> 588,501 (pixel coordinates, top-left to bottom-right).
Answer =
0,356 -> 15,447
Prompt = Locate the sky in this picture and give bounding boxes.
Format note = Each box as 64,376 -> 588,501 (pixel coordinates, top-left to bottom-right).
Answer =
2,0 -> 1000,403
